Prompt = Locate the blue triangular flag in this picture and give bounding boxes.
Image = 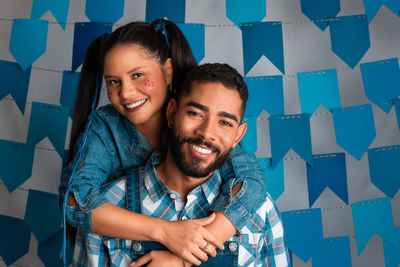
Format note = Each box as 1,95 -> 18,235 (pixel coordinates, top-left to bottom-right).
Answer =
382,228 -> 400,267
360,58 -> 400,113
26,102 -> 69,157
244,75 -> 284,117
364,0 -> 400,23
60,70 -> 80,118
177,23 -> 205,63
24,189 -> 62,244
0,60 -> 31,114
0,140 -> 35,193
368,145 -> 400,198
258,158 -> 285,201
307,153 -> 348,207
332,104 -> 376,160
0,215 -> 31,266
226,0 -> 266,25
85,0 -> 124,23
269,114 -> 312,168
145,0 -> 186,23
300,0 -> 341,31
72,22 -> 112,72
351,197 -> 397,254
241,22 -> 285,75
297,68 -> 341,114
9,19 -> 48,70
329,15 -> 370,68
312,237 -> 351,267
395,98 -> 400,132
38,230 -> 73,267
281,208 -> 324,262
241,116 -> 258,154
31,0 -> 70,30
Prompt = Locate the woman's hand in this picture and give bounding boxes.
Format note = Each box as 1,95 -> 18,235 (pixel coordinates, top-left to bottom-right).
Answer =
156,213 -> 223,265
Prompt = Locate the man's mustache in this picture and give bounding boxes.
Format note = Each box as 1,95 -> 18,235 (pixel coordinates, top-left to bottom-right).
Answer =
181,137 -> 221,154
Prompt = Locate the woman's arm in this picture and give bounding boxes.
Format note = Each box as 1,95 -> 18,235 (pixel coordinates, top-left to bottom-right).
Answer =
211,145 -> 266,229
132,184 -> 243,267
91,202 -> 223,265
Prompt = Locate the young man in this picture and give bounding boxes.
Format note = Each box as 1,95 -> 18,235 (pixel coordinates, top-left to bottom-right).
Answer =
74,63 -> 289,266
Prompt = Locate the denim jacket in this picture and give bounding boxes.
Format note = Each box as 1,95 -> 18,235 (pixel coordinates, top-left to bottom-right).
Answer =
59,104 -> 266,231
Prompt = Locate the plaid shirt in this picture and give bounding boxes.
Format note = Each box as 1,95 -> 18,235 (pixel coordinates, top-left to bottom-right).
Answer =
73,153 -> 289,267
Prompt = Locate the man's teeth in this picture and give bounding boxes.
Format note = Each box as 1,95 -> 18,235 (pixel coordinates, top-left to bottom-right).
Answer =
191,144 -> 212,154
125,99 -> 146,108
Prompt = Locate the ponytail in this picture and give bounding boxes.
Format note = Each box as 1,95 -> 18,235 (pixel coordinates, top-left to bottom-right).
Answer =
68,37 -> 103,161
160,19 -> 197,95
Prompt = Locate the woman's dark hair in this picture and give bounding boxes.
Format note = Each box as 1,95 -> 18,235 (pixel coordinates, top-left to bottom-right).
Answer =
68,19 -> 197,160
65,20 -> 196,244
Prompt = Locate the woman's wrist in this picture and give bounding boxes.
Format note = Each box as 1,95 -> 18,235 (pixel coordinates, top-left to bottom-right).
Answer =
149,218 -> 168,243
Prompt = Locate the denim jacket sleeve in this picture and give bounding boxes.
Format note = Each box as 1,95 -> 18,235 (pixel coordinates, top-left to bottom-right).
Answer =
59,109 -> 120,232
210,145 -> 266,230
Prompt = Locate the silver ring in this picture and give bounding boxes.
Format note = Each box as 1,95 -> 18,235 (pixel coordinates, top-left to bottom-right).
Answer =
203,242 -> 209,250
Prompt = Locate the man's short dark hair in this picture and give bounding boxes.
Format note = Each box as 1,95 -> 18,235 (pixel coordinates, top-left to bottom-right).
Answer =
178,63 -> 248,119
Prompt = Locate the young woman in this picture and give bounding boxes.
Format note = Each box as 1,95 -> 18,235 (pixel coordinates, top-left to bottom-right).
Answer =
59,19 -> 266,266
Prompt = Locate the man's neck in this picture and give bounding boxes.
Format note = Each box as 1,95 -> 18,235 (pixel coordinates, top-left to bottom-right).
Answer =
155,151 -> 213,202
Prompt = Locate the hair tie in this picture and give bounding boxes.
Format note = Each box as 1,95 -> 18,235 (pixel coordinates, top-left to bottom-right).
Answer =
152,19 -> 170,49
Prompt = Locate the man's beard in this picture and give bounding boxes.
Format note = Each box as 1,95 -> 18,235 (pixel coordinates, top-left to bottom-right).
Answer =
168,128 -> 231,178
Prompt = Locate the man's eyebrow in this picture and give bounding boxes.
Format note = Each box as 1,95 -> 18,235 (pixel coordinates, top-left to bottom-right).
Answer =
185,101 -> 209,112
218,111 -> 238,123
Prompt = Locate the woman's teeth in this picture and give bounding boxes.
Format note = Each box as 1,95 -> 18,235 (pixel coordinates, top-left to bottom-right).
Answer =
125,99 -> 146,109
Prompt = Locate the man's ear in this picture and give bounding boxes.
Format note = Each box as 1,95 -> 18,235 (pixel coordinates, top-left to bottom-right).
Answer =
163,58 -> 173,86
166,98 -> 177,128
232,122 -> 247,148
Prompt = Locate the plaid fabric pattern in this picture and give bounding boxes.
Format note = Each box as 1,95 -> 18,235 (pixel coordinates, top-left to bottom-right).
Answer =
73,157 -> 289,267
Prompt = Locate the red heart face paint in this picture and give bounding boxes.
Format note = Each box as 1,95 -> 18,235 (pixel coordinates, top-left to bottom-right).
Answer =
103,44 -> 172,129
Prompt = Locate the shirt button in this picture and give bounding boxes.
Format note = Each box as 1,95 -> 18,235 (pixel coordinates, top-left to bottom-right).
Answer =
181,216 -> 187,220
170,193 -> 176,199
132,242 -> 142,252
228,241 -> 238,252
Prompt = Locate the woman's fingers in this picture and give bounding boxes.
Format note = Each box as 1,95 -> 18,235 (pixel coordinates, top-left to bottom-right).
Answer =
200,227 -> 224,250
192,212 -> 216,226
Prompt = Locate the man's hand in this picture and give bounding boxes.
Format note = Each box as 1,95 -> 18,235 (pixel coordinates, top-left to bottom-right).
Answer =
156,213 -> 223,265
130,250 -> 189,267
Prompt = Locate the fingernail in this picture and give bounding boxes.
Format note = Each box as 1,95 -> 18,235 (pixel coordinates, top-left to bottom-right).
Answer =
130,262 -> 136,267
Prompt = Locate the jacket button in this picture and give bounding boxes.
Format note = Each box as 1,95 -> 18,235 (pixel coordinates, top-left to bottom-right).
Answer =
228,241 -> 238,252
132,242 -> 142,252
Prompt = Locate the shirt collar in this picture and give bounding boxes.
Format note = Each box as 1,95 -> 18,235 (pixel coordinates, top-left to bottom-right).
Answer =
143,152 -> 223,204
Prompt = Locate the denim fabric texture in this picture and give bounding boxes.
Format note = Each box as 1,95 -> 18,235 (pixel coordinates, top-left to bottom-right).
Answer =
73,152 -> 288,266
59,104 -> 267,232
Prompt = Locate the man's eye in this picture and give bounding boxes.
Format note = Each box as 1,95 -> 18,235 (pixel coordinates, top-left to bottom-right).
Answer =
220,120 -> 233,127
188,111 -> 201,117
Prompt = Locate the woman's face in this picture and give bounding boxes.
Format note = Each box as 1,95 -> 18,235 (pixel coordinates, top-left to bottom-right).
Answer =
103,44 -> 172,126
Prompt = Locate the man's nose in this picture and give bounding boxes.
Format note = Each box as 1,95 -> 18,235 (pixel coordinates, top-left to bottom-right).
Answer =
195,118 -> 217,141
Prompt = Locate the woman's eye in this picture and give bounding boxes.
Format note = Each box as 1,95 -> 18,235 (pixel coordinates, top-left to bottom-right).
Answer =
132,73 -> 143,79
108,79 -> 120,86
